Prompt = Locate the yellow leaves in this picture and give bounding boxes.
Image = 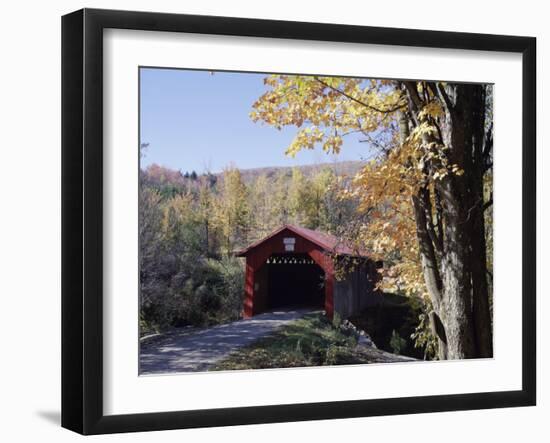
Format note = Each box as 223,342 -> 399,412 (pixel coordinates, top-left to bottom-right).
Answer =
322,135 -> 343,154
285,127 -> 325,157
339,145 -> 432,298
430,163 -> 463,180
316,76 -> 344,89
418,100 -> 444,121
251,76 -> 461,301
450,164 -> 464,176
251,74 -> 400,158
249,110 -> 258,121
410,122 -> 438,144
160,192 -> 195,236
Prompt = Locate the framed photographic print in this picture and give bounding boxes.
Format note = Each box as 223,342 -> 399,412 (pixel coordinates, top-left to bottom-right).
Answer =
61,8 -> 536,435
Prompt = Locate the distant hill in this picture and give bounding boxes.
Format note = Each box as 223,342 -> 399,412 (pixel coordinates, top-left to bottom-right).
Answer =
229,160 -> 366,184
141,160 -> 366,196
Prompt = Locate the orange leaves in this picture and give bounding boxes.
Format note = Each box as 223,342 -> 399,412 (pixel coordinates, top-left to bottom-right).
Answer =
340,148 -> 429,298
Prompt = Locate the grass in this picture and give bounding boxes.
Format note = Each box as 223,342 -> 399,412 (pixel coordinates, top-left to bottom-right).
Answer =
211,312 -> 383,371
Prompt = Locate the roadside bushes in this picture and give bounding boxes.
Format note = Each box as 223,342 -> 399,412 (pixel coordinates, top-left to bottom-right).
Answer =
175,257 -> 245,326
139,184 -> 245,334
203,257 -> 245,323
140,255 -> 245,333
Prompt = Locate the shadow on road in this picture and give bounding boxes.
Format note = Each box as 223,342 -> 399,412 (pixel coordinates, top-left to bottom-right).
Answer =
140,309 -> 314,375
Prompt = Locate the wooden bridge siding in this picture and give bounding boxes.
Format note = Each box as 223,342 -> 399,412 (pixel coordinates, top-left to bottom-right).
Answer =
242,228 -> 335,319
332,260 -> 382,318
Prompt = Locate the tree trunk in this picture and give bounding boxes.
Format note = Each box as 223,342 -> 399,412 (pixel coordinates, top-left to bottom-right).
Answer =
411,190 -> 447,360
436,176 -> 477,359
466,85 -> 493,357
401,83 -> 492,360
399,109 -> 448,359
434,83 -> 490,359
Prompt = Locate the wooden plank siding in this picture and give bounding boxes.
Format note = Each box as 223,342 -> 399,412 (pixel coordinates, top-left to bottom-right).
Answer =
238,225 -> 379,320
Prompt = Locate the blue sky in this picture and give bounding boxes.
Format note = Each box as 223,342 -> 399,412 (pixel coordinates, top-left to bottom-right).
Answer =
139,68 -> 372,174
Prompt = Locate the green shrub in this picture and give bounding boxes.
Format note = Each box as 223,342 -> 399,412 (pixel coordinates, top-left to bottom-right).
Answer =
203,256 -> 245,323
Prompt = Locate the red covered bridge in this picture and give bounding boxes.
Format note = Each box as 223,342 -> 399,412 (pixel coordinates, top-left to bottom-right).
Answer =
236,225 -> 381,320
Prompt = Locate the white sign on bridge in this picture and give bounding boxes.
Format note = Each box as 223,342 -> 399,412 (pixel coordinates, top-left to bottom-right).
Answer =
283,237 -> 295,251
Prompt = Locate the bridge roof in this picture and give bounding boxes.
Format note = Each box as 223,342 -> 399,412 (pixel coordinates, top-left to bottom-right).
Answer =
236,224 -> 369,258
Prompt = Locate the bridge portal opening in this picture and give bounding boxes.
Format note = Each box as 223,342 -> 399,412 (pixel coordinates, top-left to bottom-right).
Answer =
264,253 -> 325,310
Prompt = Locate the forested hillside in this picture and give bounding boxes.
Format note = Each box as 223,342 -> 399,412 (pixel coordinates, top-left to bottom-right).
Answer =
139,161 -> 366,334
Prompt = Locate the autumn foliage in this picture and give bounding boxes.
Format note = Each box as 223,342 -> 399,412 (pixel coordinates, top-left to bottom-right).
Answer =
252,75 -> 493,360
139,162 -> 365,333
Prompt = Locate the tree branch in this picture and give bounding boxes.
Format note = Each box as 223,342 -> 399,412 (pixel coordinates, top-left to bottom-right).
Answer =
412,192 -> 443,305
403,81 -> 423,111
314,77 -> 406,114
436,83 -> 454,114
419,186 -> 443,255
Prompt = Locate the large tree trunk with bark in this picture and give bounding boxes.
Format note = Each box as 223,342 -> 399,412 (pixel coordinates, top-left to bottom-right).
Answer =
400,82 -> 493,360
467,86 -> 494,358
436,175 -> 477,359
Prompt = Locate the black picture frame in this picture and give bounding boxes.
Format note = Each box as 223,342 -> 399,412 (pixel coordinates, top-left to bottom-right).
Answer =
61,8 -> 536,435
